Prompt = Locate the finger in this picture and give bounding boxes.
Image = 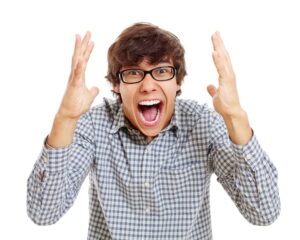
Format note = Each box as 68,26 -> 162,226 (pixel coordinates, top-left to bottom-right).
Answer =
211,31 -> 219,51
212,51 -> 228,79
71,34 -> 82,70
211,32 -> 233,66
216,32 -> 227,52
84,41 -> 94,61
212,50 -> 235,82
72,56 -> 84,85
81,31 -> 91,55
211,31 -> 226,53
82,42 -> 95,72
207,84 -> 217,97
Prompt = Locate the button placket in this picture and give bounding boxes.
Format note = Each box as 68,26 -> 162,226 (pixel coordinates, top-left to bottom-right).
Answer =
145,145 -> 152,153
141,144 -> 154,216
43,156 -> 48,163
144,207 -> 151,214
245,153 -> 252,161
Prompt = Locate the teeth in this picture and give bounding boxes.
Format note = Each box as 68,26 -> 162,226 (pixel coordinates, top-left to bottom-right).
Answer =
139,100 -> 161,106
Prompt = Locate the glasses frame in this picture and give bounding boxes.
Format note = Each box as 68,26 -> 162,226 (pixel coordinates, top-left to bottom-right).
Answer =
118,66 -> 177,84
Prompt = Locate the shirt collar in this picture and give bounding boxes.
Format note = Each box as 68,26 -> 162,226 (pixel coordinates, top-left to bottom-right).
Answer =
110,103 -> 132,134
110,98 -> 181,137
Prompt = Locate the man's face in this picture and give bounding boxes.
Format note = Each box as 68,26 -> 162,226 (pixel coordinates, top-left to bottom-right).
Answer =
113,59 -> 181,142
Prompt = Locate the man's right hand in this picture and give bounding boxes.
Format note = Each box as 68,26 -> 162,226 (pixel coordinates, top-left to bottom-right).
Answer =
47,32 -> 99,148
57,31 -> 99,120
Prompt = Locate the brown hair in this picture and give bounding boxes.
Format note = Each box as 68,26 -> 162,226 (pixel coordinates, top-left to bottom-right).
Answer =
105,22 -> 187,99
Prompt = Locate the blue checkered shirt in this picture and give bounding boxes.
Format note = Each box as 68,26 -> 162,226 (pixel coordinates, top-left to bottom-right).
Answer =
27,98 -> 280,239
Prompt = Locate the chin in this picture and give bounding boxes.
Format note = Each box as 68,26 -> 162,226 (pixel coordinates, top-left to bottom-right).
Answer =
140,128 -> 161,142
140,127 -> 161,138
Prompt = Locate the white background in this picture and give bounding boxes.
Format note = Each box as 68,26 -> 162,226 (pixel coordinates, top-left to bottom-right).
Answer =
0,0 -> 299,239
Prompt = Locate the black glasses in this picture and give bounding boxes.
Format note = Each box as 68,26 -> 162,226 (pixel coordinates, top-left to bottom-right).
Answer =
118,66 -> 176,84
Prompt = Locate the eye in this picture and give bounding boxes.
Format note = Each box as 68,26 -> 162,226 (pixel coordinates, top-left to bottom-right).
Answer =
158,68 -> 168,74
154,67 -> 173,76
122,69 -> 143,78
128,70 -> 140,76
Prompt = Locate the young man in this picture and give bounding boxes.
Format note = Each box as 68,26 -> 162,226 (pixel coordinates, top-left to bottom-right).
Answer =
27,23 -> 280,239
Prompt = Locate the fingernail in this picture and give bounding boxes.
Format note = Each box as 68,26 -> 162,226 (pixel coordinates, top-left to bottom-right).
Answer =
213,31 -> 218,39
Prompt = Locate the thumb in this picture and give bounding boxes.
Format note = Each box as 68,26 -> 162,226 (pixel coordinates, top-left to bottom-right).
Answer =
89,86 -> 100,101
207,84 -> 217,98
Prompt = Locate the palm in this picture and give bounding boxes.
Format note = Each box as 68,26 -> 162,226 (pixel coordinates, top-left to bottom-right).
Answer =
58,32 -> 99,119
59,83 -> 96,119
207,32 -> 241,117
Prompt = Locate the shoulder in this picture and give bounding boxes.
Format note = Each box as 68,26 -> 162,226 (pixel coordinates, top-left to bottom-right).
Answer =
176,98 -> 222,131
176,98 -> 216,119
79,98 -> 120,130
89,97 -> 120,117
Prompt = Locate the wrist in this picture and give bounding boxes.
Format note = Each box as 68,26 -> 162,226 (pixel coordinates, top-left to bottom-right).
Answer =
47,113 -> 79,148
45,140 -> 55,149
55,112 -> 80,124
222,109 -> 252,145
221,106 -> 246,120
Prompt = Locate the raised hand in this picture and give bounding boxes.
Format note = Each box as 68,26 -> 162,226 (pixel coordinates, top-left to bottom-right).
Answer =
57,31 -> 99,120
207,31 -> 242,118
47,32 -> 99,148
207,32 -> 252,145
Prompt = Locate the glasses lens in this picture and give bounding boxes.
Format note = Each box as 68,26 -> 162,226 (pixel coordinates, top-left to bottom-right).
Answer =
122,69 -> 144,83
152,67 -> 175,81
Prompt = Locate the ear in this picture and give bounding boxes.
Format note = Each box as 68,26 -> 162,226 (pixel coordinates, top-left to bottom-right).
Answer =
113,84 -> 120,93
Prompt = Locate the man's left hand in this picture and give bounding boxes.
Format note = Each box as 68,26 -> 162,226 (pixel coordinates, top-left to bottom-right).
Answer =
208,32 -> 252,145
207,31 -> 243,118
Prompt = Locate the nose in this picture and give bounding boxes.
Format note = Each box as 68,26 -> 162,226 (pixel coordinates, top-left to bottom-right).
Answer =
139,73 -> 158,93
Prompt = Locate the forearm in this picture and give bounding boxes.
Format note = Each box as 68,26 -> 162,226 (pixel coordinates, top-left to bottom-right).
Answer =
28,120 -> 94,225
231,137 -> 280,225
211,112 -> 280,225
222,109 -> 252,146
27,145 -> 71,225
47,113 -> 79,148
215,135 -> 280,225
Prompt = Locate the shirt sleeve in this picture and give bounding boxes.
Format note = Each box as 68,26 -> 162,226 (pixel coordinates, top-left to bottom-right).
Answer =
27,112 -> 95,225
208,112 -> 280,225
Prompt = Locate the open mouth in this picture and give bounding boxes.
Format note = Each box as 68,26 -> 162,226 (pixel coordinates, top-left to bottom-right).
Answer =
137,100 -> 163,127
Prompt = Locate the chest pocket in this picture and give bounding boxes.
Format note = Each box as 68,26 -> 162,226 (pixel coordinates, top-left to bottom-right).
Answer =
156,157 -> 209,215
155,131 -> 208,210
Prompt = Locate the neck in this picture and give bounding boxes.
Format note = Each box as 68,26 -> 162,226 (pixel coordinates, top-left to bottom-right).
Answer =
145,135 -> 155,143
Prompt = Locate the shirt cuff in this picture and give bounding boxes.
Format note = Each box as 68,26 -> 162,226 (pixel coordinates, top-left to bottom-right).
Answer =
34,136 -> 71,174
231,132 -> 265,170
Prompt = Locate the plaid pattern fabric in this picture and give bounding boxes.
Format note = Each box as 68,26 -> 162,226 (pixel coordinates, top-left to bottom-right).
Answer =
27,98 -> 280,240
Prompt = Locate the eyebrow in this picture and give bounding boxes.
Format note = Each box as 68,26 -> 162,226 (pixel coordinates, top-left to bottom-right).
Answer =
122,62 -> 173,69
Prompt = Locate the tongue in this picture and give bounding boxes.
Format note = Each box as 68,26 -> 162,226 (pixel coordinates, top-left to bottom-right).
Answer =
141,105 -> 158,122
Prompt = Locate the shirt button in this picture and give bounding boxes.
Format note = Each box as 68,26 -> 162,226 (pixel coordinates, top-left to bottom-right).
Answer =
144,181 -> 150,187
144,207 -> 150,214
43,156 -> 48,163
245,154 -> 252,160
146,145 -> 152,152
